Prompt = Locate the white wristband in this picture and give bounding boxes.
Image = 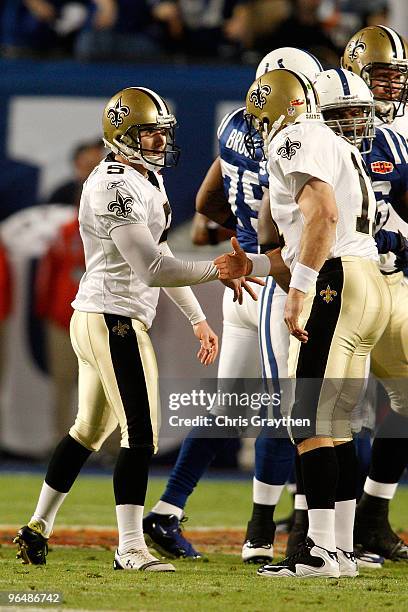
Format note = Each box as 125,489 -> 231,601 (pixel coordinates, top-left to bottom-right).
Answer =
289,262 -> 318,293
246,254 -> 271,277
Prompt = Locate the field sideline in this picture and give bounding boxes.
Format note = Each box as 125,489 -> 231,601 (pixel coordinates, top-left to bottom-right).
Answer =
1,473 -> 408,611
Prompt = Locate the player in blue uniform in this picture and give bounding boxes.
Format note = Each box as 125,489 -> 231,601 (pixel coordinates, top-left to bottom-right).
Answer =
143,48 -> 323,563
367,125 -> 408,235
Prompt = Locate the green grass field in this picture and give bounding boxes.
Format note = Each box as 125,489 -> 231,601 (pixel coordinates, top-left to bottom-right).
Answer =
1,473 -> 408,611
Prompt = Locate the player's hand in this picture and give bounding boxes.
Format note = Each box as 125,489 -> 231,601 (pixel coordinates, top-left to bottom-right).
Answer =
193,320 -> 219,366
214,237 -> 252,279
221,277 -> 265,304
284,288 -> 308,343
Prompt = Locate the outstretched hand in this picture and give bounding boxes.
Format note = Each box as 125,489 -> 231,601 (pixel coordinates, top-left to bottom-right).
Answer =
221,277 -> 265,304
214,237 -> 252,280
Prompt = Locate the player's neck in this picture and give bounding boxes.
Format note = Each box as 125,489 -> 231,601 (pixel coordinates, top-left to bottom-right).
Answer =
114,154 -> 149,178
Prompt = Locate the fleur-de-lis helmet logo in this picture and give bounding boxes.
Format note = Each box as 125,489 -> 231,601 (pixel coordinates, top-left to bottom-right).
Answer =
277,137 -> 301,160
249,83 -> 272,109
348,36 -> 366,62
107,97 -> 130,128
107,189 -> 133,218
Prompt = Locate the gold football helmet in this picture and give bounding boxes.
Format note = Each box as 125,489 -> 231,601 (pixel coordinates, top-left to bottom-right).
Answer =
244,68 -> 320,159
102,87 -> 180,169
342,25 -> 408,119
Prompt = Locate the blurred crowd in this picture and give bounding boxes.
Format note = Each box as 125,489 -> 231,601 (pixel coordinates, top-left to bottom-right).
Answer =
0,139 -> 105,458
1,0 -> 390,66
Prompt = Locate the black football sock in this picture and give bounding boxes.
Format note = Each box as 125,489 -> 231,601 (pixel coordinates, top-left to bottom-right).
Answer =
292,452 -> 308,531
334,441 -> 357,552
301,447 -> 338,509
368,412 -> 408,485
356,413 -> 408,522
356,492 -> 390,524
113,447 -> 153,506
245,503 -> 276,542
300,446 -> 338,551
45,435 -> 92,493
335,441 -> 357,502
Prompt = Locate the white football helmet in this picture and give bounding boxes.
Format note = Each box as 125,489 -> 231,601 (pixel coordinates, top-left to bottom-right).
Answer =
314,68 -> 375,153
256,47 -> 323,81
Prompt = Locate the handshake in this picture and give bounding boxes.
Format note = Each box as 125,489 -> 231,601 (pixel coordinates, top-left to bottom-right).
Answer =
213,237 -> 265,304
213,236 -> 291,303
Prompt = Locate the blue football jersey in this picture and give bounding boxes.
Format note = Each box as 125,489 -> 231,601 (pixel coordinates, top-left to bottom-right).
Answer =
366,126 -> 408,232
217,107 -> 265,253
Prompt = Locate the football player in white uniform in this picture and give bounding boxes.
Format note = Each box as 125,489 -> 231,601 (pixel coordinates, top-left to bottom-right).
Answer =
215,68 -> 392,578
341,25 -> 408,561
142,49 -> 323,565
13,86 -> 257,572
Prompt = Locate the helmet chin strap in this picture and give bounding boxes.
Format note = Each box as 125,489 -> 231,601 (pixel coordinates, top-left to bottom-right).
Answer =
111,138 -> 160,171
264,115 -> 285,147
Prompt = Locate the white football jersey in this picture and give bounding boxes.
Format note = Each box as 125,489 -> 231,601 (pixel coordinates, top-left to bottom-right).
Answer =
72,155 -> 171,328
267,122 -> 379,270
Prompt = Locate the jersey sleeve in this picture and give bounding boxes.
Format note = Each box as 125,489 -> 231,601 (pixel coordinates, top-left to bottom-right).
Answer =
92,180 -> 149,235
269,125 -> 336,199
368,127 -> 408,193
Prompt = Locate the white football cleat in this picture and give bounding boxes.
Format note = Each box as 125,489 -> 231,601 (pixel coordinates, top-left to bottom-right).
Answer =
257,537 -> 340,578
113,548 -> 175,572
242,540 -> 273,564
337,549 -> 359,577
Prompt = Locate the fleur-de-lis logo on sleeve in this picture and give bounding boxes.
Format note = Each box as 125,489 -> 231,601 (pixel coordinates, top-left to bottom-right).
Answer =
348,37 -> 366,61
249,83 -> 272,109
107,97 -> 130,128
277,137 -> 301,160
107,189 -> 133,218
